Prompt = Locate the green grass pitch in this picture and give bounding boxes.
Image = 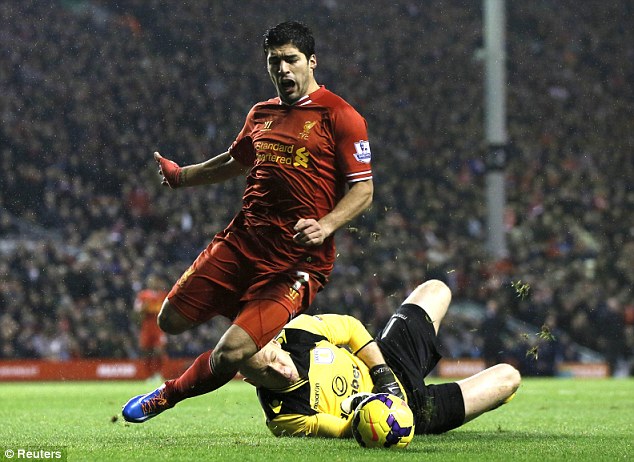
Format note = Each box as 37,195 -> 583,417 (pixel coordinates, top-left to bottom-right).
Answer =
0,378 -> 632,461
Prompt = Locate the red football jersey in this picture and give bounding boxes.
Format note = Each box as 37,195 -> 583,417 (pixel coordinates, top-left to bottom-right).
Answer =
226,86 -> 372,275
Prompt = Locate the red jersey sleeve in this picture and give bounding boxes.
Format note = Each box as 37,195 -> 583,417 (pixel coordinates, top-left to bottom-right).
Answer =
332,104 -> 373,184
228,105 -> 258,166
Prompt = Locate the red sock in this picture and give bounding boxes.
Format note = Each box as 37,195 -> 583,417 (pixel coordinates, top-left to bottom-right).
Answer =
164,350 -> 235,403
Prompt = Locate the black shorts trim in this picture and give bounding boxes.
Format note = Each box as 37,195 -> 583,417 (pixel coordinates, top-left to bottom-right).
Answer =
375,303 -> 465,434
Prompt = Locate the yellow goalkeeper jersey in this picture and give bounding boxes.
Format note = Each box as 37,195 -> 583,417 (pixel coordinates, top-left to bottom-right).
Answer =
256,314 -> 401,438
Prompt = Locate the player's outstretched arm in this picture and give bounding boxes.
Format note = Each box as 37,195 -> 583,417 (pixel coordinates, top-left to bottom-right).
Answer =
154,151 -> 248,188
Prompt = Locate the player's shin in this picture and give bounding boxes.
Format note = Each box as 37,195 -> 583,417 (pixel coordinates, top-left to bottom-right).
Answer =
165,349 -> 237,402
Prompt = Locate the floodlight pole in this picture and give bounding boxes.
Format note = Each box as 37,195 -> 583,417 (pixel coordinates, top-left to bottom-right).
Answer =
483,0 -> 508,259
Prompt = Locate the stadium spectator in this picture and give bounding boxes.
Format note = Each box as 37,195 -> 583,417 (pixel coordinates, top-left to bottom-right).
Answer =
133,274 -> 169,380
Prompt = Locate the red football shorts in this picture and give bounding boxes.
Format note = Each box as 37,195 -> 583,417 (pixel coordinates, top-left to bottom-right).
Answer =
167,226 -> 324,348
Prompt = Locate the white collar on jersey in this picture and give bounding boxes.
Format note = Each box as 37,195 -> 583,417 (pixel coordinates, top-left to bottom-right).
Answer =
280,94 -> 312,107
279,86 -> 323,107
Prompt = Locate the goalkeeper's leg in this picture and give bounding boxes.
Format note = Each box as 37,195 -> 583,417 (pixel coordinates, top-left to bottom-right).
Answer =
458,363 -> 521,422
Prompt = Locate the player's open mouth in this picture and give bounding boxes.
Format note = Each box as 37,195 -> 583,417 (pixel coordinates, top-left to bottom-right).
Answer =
281,79 -> 295,92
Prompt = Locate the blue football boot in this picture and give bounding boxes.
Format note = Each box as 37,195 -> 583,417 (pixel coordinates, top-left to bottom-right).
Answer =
122,383 -> 174,423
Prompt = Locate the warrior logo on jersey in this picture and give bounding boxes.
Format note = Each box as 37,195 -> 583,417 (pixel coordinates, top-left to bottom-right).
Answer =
260,120 -> 273,132
353,140 -> 372,163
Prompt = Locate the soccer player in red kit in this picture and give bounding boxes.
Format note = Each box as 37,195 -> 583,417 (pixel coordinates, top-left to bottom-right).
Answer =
122,21 -> 387,423
134,275 -> 168,380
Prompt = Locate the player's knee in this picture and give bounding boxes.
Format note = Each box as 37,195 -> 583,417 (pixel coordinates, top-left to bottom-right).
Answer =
212,344 -> 251,369
404,280 -> 452,327
214,331 -> 259,369
409,279 -> 451,303
498,363 -> 521,393
213,324 -> 259,370
157,303 -> 191,335
424,279 -> 451,299
156,311 -> 178,334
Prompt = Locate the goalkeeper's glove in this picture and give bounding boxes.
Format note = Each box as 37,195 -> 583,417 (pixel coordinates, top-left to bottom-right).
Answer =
154,152 -> 182,188
340,392 -> 373,416
369,364 -> 404,400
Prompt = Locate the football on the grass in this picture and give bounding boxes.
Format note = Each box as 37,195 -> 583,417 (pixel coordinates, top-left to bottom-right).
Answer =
351,393 -> 415,449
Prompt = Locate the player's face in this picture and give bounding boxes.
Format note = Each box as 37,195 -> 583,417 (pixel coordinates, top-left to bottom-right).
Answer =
267,44 -> 318,105
241,340 -> 299,389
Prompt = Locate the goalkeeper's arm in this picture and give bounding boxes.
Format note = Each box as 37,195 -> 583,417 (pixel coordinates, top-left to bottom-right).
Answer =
356,341 -> 405,400
267,413 -> 353,438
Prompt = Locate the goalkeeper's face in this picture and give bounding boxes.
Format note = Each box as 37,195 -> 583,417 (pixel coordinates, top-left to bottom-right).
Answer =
267,43 -> 318,105
241,340 -> 300,389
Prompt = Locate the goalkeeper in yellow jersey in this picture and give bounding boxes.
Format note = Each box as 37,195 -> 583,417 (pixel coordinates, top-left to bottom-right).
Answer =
240,279 -> 521,438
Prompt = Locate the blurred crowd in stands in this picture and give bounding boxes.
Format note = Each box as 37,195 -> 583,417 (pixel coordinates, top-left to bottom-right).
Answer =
1,0 -> 632,376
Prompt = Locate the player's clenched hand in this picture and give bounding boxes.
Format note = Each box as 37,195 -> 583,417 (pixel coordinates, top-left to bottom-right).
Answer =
370,365 -> 405,400
154,152 -> 182,188
293,218 -> 329,246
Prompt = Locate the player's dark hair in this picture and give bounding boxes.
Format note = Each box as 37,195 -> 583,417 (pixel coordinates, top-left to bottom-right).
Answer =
263,21 -> 315,59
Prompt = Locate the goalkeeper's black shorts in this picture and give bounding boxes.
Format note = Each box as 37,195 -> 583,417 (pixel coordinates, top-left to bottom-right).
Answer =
375,303 -> 466,434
